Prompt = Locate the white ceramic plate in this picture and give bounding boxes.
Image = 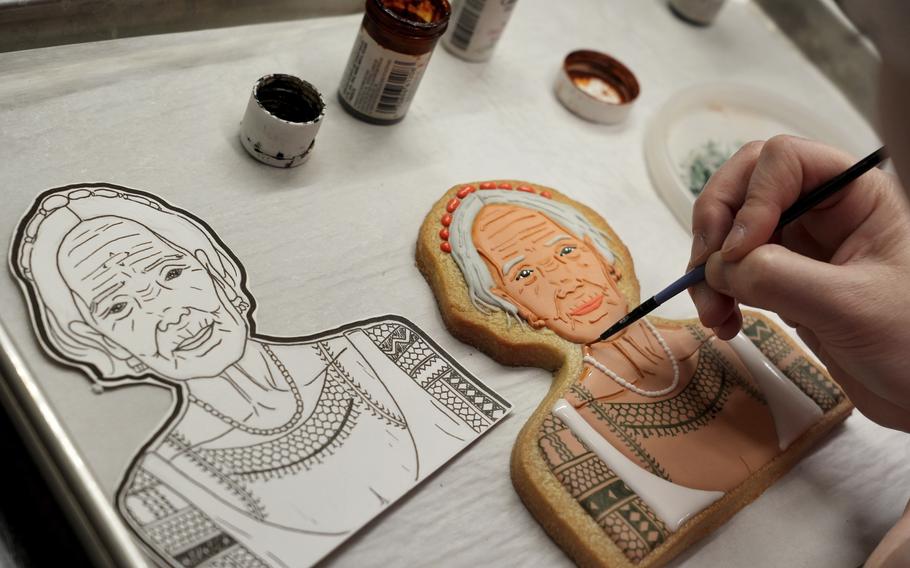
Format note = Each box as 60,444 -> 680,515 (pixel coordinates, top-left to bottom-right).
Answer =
644,83 -> 861,232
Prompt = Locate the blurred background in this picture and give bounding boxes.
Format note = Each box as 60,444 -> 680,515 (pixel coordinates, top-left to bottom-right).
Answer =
0,0 -> 878,122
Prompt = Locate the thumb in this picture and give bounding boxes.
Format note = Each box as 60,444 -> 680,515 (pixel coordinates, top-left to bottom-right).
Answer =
704,244 -> 859,331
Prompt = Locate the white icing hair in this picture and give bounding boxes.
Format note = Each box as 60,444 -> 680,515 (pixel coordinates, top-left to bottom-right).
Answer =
448,189 -> 618,319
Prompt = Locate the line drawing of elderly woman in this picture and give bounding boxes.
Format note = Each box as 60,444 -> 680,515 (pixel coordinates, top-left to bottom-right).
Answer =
445,187 -> 823,531
10,184 -> 510,568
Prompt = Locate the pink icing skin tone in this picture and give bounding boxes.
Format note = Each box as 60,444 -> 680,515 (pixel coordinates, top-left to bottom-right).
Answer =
472,204 -> 780,492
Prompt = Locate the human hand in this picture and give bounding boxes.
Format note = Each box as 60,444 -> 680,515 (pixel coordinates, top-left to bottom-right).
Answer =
865,495 -> 910,568
687,135 -> 910,432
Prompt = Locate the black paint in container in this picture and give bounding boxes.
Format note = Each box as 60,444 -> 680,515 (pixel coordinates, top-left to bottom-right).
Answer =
256,75 -> 324,123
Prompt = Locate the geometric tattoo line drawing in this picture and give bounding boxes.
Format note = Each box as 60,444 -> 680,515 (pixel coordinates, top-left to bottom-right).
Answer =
9,183 -> 511,568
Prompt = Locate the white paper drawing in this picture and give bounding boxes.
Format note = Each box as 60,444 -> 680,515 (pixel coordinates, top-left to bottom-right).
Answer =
9,184 -> 512,568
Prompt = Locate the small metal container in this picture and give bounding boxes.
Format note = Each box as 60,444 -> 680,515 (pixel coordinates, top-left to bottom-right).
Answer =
669,0 -> 726,26
239,74 -> 326,168
443,0 -> 519,62
554,50 -> 640,125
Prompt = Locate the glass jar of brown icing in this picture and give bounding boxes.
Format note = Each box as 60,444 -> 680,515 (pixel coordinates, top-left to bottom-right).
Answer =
338,0 -> 451,125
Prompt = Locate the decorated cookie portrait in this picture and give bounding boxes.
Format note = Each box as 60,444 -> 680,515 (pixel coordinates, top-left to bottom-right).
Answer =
9,184 -> 511,568
416,181 -> 852,567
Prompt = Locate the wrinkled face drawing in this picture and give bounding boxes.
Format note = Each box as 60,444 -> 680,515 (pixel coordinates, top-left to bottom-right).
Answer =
58,216 -> 248,380
472,204 -> 627,344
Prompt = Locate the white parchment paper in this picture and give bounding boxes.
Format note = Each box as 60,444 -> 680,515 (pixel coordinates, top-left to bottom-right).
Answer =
0,1 -> 901,566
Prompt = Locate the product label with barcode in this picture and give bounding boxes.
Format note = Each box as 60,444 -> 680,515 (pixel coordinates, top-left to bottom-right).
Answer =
339,27 -> 432,121
446,0 -> 518,59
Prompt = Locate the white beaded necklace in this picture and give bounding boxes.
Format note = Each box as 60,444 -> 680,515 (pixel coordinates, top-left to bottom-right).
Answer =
583,318 -> 680,398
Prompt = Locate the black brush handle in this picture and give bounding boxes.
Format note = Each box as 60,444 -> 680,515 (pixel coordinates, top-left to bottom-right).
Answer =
598,145 -> 888,341
777,146 -> 888,229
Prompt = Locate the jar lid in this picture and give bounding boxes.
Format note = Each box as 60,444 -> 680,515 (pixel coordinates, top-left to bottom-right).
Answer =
555,50 -> 640,124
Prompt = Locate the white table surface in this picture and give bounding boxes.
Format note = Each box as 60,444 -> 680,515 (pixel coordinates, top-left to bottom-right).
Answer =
0,1 -> 905,566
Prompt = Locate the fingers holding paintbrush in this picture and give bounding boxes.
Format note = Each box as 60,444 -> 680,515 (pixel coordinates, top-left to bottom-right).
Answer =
688,136 -> 889,339
598,139 -> 888,343
686,141 -> 766,337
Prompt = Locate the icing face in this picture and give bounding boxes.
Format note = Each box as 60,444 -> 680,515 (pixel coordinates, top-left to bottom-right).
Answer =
472,204 -> 627,344
58,217 -> 247,380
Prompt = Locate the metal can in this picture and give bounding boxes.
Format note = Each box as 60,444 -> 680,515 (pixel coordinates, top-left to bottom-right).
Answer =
668,0 -> 726,26
338,0 -> 451,125
443,0 -> 519,62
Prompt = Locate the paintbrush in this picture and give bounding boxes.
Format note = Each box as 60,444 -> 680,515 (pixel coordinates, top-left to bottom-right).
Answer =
599,145 -> 889,341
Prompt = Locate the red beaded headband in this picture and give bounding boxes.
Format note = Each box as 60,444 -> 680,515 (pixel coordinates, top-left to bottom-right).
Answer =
439,181 -> 553,253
